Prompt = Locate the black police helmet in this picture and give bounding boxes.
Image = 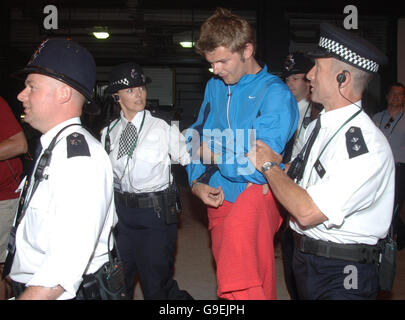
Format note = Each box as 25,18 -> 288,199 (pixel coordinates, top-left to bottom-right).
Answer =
282,52 -> 314,78
14,38 -> 96,101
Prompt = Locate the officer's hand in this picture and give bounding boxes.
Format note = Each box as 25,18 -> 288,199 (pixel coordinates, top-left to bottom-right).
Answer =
247,140 -> 282,171
192,182 -> 224,208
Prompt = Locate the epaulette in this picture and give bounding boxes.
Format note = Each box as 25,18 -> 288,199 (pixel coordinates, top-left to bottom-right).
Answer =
66,132 -> 91,158
345,126 -> 368,159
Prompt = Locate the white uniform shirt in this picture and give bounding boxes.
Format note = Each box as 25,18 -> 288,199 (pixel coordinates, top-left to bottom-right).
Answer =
290,103 -> 395,245
291,99 -> 312,160
101,110 -> 190,193
10,118 -> 117,300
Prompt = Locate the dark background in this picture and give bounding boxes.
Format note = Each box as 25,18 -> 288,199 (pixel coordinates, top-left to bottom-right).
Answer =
1,0 -> 404,137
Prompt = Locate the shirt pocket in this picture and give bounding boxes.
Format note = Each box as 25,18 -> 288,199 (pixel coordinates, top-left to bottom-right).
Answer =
136,134 -> 166,163
23,195 -> 51,251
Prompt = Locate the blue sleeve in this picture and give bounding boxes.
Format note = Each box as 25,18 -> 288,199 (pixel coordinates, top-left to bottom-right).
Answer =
185,82 -> 214,186
215,82 -> 298,184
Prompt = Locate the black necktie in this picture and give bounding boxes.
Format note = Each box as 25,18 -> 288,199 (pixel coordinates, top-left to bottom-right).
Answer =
2,140 -> 42,279
117,122 -> 138,160
287,116 -> 321,183
301,116 -> 321,171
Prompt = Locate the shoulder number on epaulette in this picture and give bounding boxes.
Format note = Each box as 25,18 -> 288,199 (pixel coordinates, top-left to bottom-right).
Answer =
66,132 -> 90,158
345,126 -> 368,159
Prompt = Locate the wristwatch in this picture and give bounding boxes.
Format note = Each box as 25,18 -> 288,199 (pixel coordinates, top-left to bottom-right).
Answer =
261,161 -> 279,173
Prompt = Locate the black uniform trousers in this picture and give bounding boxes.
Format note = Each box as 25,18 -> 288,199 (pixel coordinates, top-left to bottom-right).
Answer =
292,247 -> 379,300
115,201 -> 192,300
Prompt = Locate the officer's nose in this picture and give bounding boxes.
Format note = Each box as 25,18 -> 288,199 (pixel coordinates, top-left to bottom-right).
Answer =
17,86 -> 28,102
306,66 -> 315,81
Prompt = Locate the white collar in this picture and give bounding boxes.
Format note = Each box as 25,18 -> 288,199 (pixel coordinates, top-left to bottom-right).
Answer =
40,117 -> 81,149
319,101 -> 362,129
120,110 -> 147,130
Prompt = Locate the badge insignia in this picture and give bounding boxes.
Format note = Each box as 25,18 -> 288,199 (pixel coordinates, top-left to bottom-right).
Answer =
284,54 -> 295,71
67,132 -> 90,158
314,159 -> 326,178
345,126 -> 368,159
130,68 -> 136,79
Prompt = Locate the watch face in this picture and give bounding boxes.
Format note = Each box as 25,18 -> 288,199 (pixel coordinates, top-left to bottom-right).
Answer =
262,162 -> 271,172
262,161 -> 277,172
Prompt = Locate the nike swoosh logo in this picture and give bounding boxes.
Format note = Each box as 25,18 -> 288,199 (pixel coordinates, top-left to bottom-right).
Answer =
248,96 -> 256,99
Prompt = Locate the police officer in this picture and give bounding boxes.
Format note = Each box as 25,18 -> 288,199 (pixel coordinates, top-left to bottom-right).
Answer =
282,52 -> 323,162
372,83 -> 405,250
4,39 -> 116,300
248,23 -> 394,299
280,52 -> 322,300
101,62 -> 192,300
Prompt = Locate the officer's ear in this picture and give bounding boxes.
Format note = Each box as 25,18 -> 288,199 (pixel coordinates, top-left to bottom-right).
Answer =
57,83 -> 73,104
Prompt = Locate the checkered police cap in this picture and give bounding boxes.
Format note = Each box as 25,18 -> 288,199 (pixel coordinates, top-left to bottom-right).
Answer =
106,62 -> 147,94
308,23 -> 388,73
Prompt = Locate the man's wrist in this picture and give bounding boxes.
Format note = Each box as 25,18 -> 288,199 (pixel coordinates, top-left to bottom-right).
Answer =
261,161 -> 279,173
191,180 -> 202,189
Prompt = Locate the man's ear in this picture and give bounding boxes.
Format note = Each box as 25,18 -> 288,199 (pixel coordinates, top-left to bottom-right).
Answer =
57,84 -> 73,104
243,43 -> 255,60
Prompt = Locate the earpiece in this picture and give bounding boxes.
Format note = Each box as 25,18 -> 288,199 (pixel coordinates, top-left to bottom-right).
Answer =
336,70 -> 362,110
336,70 -> 348,86
113,95 -> 120,102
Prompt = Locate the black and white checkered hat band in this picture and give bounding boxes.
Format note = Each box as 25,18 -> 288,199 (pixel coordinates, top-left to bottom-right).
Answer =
110,78 -> 130,87
319,36 -> 379,72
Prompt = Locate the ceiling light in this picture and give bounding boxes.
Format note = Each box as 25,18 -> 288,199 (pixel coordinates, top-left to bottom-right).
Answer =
179,41 -> 194,48
92,27 -> 109,39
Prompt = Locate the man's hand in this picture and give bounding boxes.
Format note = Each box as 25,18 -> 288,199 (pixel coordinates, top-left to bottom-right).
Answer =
192,182 -> 224,208
247,140 -> 282,172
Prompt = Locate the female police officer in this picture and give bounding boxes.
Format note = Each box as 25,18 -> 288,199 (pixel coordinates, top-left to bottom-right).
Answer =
101,62 -> 192,300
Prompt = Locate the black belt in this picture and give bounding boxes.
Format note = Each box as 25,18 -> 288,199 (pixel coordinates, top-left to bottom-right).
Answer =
396,162 -> 405,167
114,190 -> 167,209
293,232 -> 381,264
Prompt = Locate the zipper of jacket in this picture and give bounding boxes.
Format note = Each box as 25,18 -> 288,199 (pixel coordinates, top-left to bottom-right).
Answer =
226,85 -> 231,129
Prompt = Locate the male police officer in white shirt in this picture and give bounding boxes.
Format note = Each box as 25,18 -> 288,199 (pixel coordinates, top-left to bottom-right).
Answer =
4,39 -> 116,300
101,62 -> 192,299
248,23 -> 394,299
